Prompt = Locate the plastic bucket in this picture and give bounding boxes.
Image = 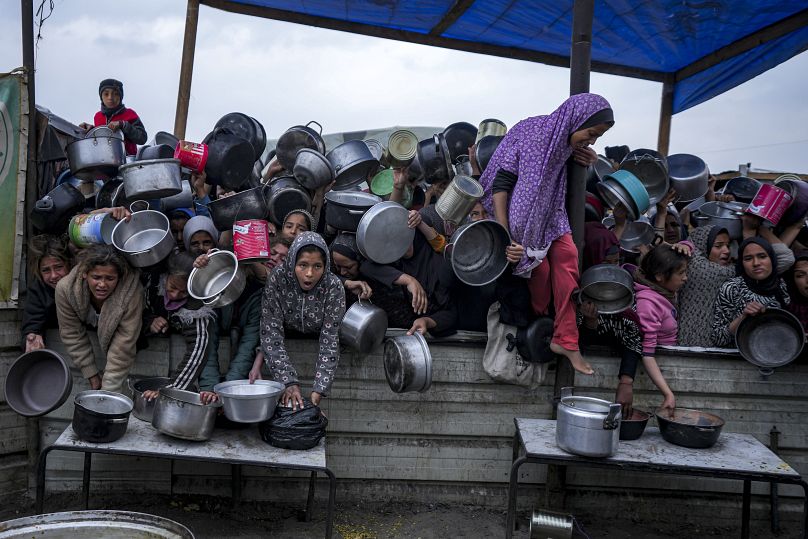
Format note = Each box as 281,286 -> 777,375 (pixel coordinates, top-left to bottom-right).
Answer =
746,183 -> 793,226
68,213 -> 116,248
233,219 -> 271,261
174,140 -> 208,173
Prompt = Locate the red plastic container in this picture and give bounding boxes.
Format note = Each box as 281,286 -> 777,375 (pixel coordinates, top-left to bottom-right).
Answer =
233,219 -> 271,261
746,183 -> 793,226
174,140 -> 209,173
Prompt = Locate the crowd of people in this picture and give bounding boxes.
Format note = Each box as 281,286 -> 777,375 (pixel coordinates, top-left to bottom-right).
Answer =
21,80 -> 808,416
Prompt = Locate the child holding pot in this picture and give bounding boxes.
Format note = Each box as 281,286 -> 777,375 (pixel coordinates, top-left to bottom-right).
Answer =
79,79 -> 147,156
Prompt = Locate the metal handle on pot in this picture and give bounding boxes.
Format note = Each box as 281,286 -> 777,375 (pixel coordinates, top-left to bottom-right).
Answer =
433,134 -> 440,152
347,209 -> 365,215
130,200 -> 149,213
306,121 -> 323,135
126,378 -> 134,393
107,417 -> 130,424
603,403 -> 622,430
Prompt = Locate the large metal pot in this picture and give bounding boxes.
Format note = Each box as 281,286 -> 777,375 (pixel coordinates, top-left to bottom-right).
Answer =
30,183 -> 87,233
151,387 -> 221,441
416,133 -> 454,184
324,190 -> 382,232
127,376 -> 172,422
214,112 -> 266,158
293,148 -> 335,190
735,307 -> 804,372
160,180 -> 194,213
188,248 -> 247,308
383,333 -> 432,393
212,379 -> 285,423
442,121 -> 477,162
356,201 -> 414,264
120,158 -> 182,200
111,202 -> 175,267
265,176 -> 312,227
655,407 -> 724,449
667,153 -> 709,203
556,387 -> 621,458
66,135 -> 126,180
72,390 -> 133,443
326,140 -> 380,191
275,121 -> 326,171
577,264 -> 635,314
0,510 -> 194,539
4,349 -> 72,417
340,299 -> 389,353
207,185 -> 269,231
619,148 -> 669,205
444,219 -> 510,286
692,201 -> 745,240
203,128 -> 255,191
436,175 -> 484,224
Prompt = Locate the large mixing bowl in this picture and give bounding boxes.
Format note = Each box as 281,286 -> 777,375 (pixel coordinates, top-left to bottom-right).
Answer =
213,379 -> 285,423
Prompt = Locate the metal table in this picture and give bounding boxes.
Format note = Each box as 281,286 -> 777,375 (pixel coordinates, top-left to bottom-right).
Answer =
507,418 -> 808,539
36,418 -> 336,539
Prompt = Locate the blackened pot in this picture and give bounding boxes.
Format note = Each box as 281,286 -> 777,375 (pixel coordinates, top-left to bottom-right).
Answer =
72,390 -> 133,443
655,407 -> 724,449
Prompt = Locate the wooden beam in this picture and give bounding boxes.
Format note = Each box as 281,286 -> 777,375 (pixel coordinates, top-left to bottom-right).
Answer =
174,0 -> 200,140
200,0 -> 666,82
676,8 -> 808,82
429,0 -> 475,36
657,76 -> 674,156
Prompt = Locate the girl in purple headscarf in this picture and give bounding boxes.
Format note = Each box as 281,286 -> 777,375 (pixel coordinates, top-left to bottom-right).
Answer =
479,93 -> 614,375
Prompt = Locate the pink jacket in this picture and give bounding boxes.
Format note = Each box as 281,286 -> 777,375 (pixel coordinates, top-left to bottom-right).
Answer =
634,282 -> 678,355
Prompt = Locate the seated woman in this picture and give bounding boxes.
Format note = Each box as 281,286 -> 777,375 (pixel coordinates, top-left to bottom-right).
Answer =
712,237 -> 789,347
260,232 -> 346,409
786,251 -> 808,335
632,243 -> 690,411
140,253 -> 216,400
22,234 -> 72,352
55,244 -> 143,392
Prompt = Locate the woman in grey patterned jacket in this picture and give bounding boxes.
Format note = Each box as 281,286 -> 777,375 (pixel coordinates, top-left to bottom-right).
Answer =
260,232 -> 346,409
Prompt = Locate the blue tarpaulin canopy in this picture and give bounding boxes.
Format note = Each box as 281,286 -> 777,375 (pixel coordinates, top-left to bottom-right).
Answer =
202,0 -> 808,114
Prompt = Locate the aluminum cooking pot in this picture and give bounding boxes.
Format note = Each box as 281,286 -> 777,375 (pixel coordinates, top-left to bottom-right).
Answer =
356,201 -> 414,264
619,221 -> 661,254
340,299 -> 389,353
293,148 -> 335,190
667,153 -> 709,203
436,175 -> 484,225
276,121 -> 326,171
416,133 -> 454,184
556,387 -> 621,458
203,128 -> 255,191
66,134 -> 125,180
151,387 -> 221,441
577,264 -> 635,314
474,135 -> 504,173
324,190 -> 382,232
0,511 -> 194,539
214,112 -> 267,158
442,121 -> 477,162
723,176 -> 761,203
30,183 -> 86,233
127,376 -> 172,422
383,332 -> 432,393
160,180 -> 193,213
326,140 -> 380,191
188,248 -> 247,308
120,158 -> 182,200
265,176 -> 312,227
111,202 -> 175,267
207,184 -> 269,231
213,379 -> 285,423
619,148 -> 669,205
4,349 -> 72,417
72,390 -> 133,443
692,201 -> 745,240
444,219 -> 510,286
735,307 -> 804,372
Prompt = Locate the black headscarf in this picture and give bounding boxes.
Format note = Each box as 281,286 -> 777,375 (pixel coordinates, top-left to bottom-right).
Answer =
736,237 -> 783,298
579,108 -> 615,130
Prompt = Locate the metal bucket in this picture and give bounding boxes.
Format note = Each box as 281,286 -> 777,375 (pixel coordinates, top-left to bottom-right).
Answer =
0,510 -> 195,538
435,175 -> 484,224
233,219 -> 272,262
68,213 -> 117,248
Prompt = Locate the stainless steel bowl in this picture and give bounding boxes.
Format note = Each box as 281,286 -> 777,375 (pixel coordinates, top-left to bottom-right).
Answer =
188,249 -> 246,308
619,221 -> 659,253
444,219 -> 510,286
578,264 -> 635,314
383,333 -> 432,393
213,379 -> 285,423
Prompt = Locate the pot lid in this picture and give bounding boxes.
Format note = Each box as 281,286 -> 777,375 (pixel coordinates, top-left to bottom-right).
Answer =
325,190 -> 382,208
356,201 -> 414,264
75,390 -> 133,415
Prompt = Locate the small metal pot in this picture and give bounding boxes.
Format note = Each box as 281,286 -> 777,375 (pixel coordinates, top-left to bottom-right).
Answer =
577,264 -> 635,314
667,153 -> 709,203
151,387 -> 221,441
692,201 -> 744,240
120,158 -> 183,200
340,299 -> 389,353
66,135 -> 126,180
442,121 -> 477,162
4,349 -> 72,417
556,387 -> 621,458
444,219 -> 510,286
619,221 -> 661,253
188,248 -> 247,308
275,121 -> 326,171
160,180 -> 193,214
265,176 -> 312,227
127,377 -> 172,422
655,407 -> 724,449
383,333 -> 432,393
203,128 -> 255,191
324,190 -> 382,232
326,140 -> 380,191
293,148 -> 335,190
356,201 -> 414,264
619,148 -> 669,205
213,379 -> 285,423
72,390 -> 133,443
436,175 -> 484,224
207,185 -> 269,231
111,202 -> 175,267
416,133 -> 454,184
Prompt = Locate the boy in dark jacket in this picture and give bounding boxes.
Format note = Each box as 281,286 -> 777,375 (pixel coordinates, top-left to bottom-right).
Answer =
80,79 -> 147,155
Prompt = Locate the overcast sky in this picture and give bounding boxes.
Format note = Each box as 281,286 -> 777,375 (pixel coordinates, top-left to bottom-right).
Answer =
2,0 -> 807,174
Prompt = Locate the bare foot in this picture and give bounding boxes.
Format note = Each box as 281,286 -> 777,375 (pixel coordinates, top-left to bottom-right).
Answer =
550,342 -> 595,375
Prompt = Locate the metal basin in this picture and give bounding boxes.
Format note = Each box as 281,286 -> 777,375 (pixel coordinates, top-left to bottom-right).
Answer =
578,264 -> 635,314
0,510 -> 194,539
213,379 -> 285,423
656,407 -> 724,449
188,249 -> 246,308
4,349 -> 72,417
444,219 -> 510,286
340,300 -> 389,353
383,333 -> 432,393
735,308 -> 804,371
356,201 -> 414,264
152,387 -> 221,441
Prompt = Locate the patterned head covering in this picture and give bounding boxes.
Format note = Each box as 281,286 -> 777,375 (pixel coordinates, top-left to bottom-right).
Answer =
479,93 -> 613,275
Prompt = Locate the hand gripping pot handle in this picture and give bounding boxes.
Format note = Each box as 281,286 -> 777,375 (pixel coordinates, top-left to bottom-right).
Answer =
200,249 -> 224,306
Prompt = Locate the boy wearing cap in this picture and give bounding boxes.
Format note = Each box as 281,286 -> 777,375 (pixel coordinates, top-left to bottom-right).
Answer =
80,78 -> 147,155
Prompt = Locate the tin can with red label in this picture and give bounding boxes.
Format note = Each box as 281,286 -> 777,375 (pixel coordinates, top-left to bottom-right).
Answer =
233,219 -> 271,262
746,183 -> 793,226
174,140 -> 209,173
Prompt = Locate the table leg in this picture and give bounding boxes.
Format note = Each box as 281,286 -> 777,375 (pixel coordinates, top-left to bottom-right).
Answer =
799,480 -> 808,539
506,456 -> 528,539
305,471 -> 317,522
35,446 -> 54,514
741,479 -> 751,539
324,468 -> 336,539
231,464 -> 242,506
82,453 -> 92,509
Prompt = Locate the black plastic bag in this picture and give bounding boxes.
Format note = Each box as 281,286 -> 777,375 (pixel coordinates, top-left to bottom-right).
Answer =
259,397 -> 328,450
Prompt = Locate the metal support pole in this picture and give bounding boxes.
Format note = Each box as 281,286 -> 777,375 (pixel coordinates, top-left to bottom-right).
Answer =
174,0 -> 200,140
21,0 -> 37,250
657,76 -> 674,157
82,453 -> 92,509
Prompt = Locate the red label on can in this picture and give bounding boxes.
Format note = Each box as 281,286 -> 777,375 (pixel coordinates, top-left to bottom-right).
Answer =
233,219 -> 271,261
746,184 -> 793,226
174,140 -> 209,173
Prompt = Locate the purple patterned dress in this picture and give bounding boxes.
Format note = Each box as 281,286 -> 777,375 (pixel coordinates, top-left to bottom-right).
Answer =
479,93 -> 612,276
